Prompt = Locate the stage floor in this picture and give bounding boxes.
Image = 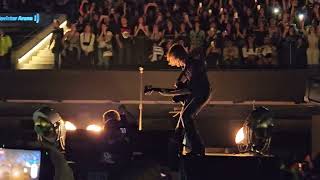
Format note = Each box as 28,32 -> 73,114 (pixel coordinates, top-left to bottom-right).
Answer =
182,147 -> 274,157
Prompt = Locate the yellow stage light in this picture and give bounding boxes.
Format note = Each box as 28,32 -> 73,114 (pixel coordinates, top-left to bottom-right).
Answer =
86,124 -> 102,132
235,127 -> 245,144
65,121 -> 77,131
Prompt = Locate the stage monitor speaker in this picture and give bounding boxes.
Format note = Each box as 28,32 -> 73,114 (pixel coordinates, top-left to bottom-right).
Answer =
181,153 -> 281,180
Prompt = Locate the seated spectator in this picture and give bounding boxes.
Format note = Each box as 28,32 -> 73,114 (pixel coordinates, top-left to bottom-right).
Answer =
115,17 -> 133,66
258,37 -> 277,66
206,40 -> 221,68
134,16 -> 150,65
79,0 -> 92,23
177,23 -> 189,48
294,37 -> 307,68
163,19 -> 177,41
206,27 -> 216,46
155,12 -> 165,29
76,16 -> 85,33
97,15 -> 110,30
190,20 -> 205,51
234,21 -> 246,48
91,13 -> 100,35
255,20 -> 267,47
223,40 -> 240,67
242,35 -> 259,66
150,24 -> 164,62
182,12 -> 193,32
80,24 -> 95,68
246,17 -> 256,35
134,16 -> 149,38
97,23 -> 113,69
62,23 -> 80,68
0,29 -> 12,69
301,25 -> 319,66
279,25 -> 298,67
144,2 -> 158,27
268,18 -> 280,44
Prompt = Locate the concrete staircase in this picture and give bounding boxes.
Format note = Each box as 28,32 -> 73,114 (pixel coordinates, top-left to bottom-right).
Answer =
17,19 -> 68,70
20,46 -> 55,70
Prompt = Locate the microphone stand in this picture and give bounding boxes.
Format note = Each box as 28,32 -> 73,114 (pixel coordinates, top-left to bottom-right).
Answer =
138,67 -> 144,131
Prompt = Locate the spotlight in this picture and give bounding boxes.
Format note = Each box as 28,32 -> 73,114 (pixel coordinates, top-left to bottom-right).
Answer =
30,164 -> 39,178
235,106 -> 274,155
160,173 -> 167,177
65,121 -> 77,131
273,7 -> 280,14
235,127 -> 244,144
298,14 -> 304,21
13,170 -> 20,177
86,124 -> 102,132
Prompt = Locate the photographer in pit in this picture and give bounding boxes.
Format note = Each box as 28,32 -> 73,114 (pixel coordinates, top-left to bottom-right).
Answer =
100,105 -> 136,165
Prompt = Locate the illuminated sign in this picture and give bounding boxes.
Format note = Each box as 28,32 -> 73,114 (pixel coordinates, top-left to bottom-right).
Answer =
0,13 -> 40,24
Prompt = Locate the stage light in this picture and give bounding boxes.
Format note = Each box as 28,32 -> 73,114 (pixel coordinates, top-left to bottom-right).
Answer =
23,168 -> 28,173
86,124 -> 102,132
273,7 -> 280,14
30,164 -> 39,178
25,162 -> 31,167
65,121 -> 77,131
160,173 -> 167,177
235,107 -> 274,155
235,127 -> 245,144
13,170 -> 20,177
298,14 -> 304,21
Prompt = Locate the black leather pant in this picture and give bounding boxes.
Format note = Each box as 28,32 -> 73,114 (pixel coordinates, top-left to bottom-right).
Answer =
176,92 -> 211,154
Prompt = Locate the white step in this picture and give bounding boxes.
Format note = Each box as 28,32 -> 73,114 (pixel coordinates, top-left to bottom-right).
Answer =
21,64 -> 54,69
37,51 -> 53,57
30,58 -> 54,63
39,49 -> 52,54
31,56 -> 54,64
29,61 -> 54,65
36,56 -> 54,60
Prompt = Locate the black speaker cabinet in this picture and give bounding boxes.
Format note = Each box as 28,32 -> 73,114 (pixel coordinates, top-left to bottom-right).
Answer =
181,153 -> 280,180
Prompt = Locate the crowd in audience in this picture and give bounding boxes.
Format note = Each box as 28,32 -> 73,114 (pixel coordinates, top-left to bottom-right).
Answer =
47,0 -> 320,69
281,153 -> 320,180
1,0 -> 320,69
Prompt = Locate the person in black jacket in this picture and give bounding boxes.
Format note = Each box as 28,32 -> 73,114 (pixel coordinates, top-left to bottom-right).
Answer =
156,44 -> 212,157
49,19 -> 64,69
101,105 -> 136,165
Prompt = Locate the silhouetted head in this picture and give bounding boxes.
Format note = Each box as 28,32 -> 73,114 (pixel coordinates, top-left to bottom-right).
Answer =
167,44 -> 188,67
